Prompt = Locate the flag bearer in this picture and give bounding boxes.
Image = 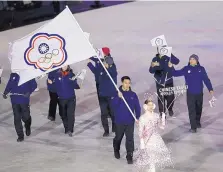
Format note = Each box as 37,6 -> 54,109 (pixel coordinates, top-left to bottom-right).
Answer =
112,76 -> 141,164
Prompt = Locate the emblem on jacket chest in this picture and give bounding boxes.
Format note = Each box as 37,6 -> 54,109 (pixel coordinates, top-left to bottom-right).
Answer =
58,77 -> 61,80
13,77 -> 15,80
100,72 -> 103,75
188,70 -> 191,73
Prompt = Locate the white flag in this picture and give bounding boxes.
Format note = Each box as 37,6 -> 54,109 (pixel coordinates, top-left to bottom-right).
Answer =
158,46 -> 172,57
95,48 -> 104,59
151,35 -> 168,47
10,7 -> 97,86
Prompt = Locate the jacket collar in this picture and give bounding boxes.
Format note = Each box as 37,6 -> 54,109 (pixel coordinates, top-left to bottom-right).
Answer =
119,86 -> 131,92
187,62 -> 200,66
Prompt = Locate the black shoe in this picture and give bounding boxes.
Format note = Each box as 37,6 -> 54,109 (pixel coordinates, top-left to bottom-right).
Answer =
25,127 -> 31,136
67,131 -> 73,137
189,129 -> 197,133
103,131 -> 109,137
197,124 -> 201,128
17,137 -> 24,142
169,110 -> 174,117
126,153 -> 133,164
25,118 -> 32,136
114,151 -> 120,159
48,116 -> 55,121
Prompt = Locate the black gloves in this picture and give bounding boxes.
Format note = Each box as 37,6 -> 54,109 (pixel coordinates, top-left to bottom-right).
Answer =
24,92 -> 30,97
3,94 -> 7,99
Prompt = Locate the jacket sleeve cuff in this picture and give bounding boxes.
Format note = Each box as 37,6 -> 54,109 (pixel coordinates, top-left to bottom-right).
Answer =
3,91 -> 9,95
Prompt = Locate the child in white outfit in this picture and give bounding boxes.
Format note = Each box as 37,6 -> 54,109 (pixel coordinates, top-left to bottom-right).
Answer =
135,99 -> 173,172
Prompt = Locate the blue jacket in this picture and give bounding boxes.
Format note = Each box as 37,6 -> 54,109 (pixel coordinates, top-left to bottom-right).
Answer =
87,57 -> 104,84
4,73 -> 37,104
171,63 -> 213,94
149,54 -> 180,85
54,69 -> 80,99
98,63 -> 118,97
47,69 -> 59,93
111,86 -> 141,124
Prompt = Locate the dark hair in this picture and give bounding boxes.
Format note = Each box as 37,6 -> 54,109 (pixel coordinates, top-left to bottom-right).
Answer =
61,65 -> 70,70
144,99 -> 153,105
121,76 -> 131,82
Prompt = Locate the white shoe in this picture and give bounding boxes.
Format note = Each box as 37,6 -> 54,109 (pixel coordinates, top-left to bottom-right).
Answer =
34,87 -> 39,92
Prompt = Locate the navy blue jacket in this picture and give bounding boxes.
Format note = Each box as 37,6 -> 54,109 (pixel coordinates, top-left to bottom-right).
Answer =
87,57 -> 104,84
111,86 -> 141,124
54,69 -> 80,99
98,63 -> 118,97
149,54 -> 180,85
4,73 -> 37,104
47,69 -> 59,93
171,63 -> 213,94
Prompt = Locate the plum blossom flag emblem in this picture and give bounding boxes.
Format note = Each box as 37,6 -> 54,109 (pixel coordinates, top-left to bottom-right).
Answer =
24,33 -> 67,71
9,7 -> 97,86
158,46 -> 172,57
150,35 -> 168,47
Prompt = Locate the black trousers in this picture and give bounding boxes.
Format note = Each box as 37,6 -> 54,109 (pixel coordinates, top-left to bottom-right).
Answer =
96,83 -> 100,100
156,82 -> 175,114
99,96 -> 115,132
48,91 -> 60,119
113,124 -> 135,153
96,84 -> 112,118
58,98 -> 76,133
187,92 -> 203,130
12,104 -> 31,138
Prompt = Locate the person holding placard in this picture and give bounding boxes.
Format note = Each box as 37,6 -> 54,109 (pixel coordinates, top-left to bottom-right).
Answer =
149,48 -> 180,117
135,99 -> 173,171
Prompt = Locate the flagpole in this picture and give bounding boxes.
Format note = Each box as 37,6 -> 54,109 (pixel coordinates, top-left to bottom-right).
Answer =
96,57 -> 137,121
66,6 -> 137,121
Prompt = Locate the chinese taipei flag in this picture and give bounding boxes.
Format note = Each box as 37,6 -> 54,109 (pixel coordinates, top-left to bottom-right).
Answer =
9,6 -> 97,86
